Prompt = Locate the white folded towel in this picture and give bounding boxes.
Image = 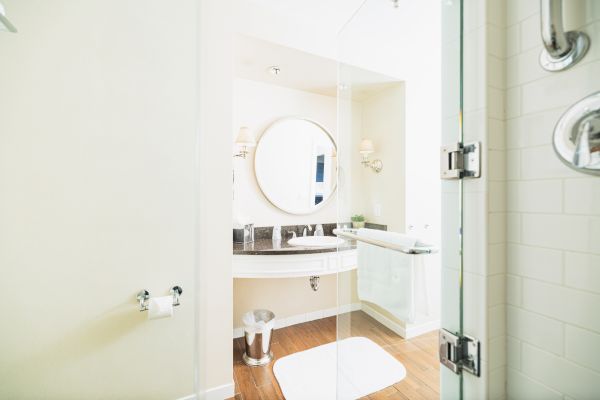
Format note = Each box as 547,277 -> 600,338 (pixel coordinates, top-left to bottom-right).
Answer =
357,228 -> 418,323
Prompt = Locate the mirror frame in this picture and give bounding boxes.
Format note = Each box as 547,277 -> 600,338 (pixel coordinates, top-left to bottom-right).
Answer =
254,117 -> 337,215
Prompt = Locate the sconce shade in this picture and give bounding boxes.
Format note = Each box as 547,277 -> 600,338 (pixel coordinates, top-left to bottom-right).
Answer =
359,139 -> 374,154
235,127 -> 256,147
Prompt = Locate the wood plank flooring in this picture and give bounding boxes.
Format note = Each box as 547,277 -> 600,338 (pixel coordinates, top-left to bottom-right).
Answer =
230,311 -> 439,400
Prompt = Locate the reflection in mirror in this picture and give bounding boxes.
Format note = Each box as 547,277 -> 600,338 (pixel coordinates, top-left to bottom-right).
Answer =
254,118 -> 336,214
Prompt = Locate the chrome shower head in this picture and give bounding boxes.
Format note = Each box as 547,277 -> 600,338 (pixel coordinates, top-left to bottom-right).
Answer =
0,3 -> 17,33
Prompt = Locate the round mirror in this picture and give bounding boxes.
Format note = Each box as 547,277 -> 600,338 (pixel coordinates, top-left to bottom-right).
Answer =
254,118 -> 337,215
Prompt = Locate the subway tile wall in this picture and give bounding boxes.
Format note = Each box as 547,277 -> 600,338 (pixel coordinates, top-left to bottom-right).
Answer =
504,1 -> 600,399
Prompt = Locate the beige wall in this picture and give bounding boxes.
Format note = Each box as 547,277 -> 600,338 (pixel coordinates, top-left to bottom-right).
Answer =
0,1 -> 198,399
233,271 -> 358,330
352,84 -> 406,232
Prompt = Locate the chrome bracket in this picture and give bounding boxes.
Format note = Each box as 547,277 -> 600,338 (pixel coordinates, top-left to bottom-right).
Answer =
540,31 -> 590,72
439,329 -> 480,377
440,142 -> 480,180
309,276 -> 320,291
136,286 -> 183,312
137,290 -> 150,312
170,286 -> 183,306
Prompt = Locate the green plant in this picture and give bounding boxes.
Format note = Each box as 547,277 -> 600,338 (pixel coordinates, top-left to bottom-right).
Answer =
351,214 -> 365,222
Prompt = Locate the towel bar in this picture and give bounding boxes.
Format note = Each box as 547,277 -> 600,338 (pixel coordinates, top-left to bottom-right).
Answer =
333,229 -> 437,255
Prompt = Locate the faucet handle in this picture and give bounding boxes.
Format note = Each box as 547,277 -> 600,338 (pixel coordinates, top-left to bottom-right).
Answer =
573,121 -> 594,168
272,225 -> 282,241
553,91 -> 600,175
314,224 -> 324,236
287,230 -> 297,238
302,224 -> 312,237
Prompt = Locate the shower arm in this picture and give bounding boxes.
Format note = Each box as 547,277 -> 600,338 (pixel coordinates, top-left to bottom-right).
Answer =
539,0 -> 589,71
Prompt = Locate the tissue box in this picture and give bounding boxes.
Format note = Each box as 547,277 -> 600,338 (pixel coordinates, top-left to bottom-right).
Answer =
233,223 -> 254,244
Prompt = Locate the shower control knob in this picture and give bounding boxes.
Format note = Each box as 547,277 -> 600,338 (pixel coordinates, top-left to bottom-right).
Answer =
554,91 -> 600,175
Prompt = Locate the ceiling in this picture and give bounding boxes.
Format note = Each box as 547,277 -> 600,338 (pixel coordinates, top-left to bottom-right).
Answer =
238,0 -> 368,34
234,34 -> 401,102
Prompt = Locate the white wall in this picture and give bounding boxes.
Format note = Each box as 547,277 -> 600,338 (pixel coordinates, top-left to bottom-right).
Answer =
233,78 -> 338,226
504,1 -> 600,398
0,1 -> 198,398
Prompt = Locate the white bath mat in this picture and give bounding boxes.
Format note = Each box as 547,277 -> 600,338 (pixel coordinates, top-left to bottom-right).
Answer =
273,336 -> 406,400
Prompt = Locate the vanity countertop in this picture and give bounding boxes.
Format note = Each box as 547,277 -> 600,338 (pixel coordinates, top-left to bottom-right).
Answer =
233,237 -> 356,255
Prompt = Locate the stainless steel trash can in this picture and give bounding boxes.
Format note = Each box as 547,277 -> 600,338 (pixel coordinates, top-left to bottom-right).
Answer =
242,309 -> 275,366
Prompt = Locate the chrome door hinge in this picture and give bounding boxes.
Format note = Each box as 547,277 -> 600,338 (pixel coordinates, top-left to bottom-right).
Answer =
439,329 -> 481,377
440,142 -> 481,179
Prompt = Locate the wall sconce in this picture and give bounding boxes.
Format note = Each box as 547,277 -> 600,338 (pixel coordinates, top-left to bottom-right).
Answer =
359,139 -> 383,173
234,127 -> 256,159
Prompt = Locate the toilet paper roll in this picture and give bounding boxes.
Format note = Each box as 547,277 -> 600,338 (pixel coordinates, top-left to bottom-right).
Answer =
148,296 -> 173,320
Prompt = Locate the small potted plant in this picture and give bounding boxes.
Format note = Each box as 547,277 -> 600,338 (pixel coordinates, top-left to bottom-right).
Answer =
351,214 -> 366,229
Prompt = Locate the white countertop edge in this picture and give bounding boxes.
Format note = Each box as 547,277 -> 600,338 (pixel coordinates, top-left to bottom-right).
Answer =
233,264 -> 356,279
232,248 -> 357,278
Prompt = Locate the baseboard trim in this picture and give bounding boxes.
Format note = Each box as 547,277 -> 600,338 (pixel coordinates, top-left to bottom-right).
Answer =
177,382 -> 235,400
205,383 -> 235,400
361,302 -> 439,339
175,395 -> 196,400
233,303 -> 362,338
361,303 -> 407,337
405,319 -> 440,338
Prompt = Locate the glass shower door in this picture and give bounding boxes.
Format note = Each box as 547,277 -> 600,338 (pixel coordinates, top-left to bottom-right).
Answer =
335,0 -> 464,398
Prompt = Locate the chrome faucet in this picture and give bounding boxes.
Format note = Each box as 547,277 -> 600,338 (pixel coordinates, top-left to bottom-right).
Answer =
287,230 -> 297,239
303,224 -> 313,237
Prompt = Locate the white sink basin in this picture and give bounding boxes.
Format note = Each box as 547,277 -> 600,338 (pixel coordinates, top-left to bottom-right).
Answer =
288,236 -> 345,248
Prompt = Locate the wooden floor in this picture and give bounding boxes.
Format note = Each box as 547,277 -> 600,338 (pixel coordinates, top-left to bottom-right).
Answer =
230,311 -> 439,400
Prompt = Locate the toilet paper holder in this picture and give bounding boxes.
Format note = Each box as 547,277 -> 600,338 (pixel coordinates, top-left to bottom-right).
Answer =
136,286 -> 183,312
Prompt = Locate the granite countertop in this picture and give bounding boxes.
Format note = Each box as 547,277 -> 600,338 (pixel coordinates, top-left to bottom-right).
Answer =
233,237 -> 356,255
